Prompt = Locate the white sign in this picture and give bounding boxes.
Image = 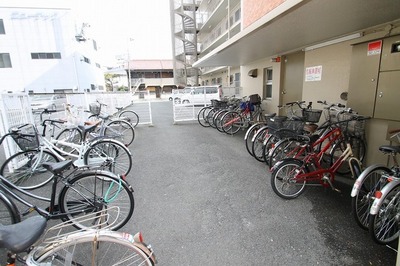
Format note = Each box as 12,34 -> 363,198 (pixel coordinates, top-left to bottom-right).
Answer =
305,66 -> 322,82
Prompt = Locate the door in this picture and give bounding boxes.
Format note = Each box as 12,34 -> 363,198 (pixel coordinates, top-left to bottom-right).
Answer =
280,51 -> 305,113
347,41 -> 381,116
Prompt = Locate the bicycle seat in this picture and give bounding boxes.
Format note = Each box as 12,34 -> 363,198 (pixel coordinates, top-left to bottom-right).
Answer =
379,145 -> 400,155
42,160 -> 73,175
265,113 -> 276,119
0,216 -> 46,253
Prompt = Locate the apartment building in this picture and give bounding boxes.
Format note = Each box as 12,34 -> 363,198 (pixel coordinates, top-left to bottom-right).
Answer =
171,0 -> 400,164
0,2 -> 105,93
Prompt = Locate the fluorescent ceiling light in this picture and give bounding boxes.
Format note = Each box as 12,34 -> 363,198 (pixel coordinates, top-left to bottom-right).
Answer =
303,33 -> 362,51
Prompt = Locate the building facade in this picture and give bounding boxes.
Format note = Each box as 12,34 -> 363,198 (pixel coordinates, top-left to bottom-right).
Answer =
0,2 -> 105,93
170,0 -> 400,164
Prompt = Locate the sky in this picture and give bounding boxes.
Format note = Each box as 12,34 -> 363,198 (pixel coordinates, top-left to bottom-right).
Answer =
71,0 -> 173,65
3,0 -> 173,65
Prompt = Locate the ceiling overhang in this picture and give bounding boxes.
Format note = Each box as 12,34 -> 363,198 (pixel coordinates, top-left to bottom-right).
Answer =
193,0 -> 400,67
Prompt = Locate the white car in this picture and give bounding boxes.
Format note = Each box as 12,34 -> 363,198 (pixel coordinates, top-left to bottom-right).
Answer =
30,94 -> 67,112
180,85 -> 223,104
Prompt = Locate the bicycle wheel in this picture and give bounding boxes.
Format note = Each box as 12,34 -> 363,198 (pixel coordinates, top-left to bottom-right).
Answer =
119,110 -> 139,127
251,127 -> 270,162
0,149 -> 59,190
0,192 -> 20,225
245,122 -> 263,156
368,184 -> 400,245
84,139 -> 132,176
271,159 -> 307,199
59,171 -> 134,231
222,111 -> 242,135
206,108 -> 219,128
29,231 -> 154,265
55,127 -> 83,154
104,120 -> 135,147
214,109 -> 228,132
268,138 -> 298,168
330,136 -> 366,175
351,165 -> 391,230
197,106 -> 212,127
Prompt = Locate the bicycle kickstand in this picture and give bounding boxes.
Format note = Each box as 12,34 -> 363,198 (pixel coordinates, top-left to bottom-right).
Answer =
321,175 -> 341,193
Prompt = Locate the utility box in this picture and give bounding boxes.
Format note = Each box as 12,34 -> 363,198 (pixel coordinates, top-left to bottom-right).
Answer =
348,35 -> 400,121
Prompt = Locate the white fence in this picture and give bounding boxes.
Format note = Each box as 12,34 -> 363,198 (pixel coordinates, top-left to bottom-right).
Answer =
0,91 -> 153,159
173,87 -> 242,123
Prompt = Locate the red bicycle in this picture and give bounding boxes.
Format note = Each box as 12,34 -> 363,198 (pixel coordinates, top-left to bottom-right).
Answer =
270,114 -> 370,199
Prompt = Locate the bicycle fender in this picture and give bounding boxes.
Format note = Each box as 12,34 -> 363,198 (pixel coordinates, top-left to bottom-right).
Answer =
251,126 -> 269,142
350,164 -> 389,197
244,122 -> 262,140
369,180 -> 400,215
272,158 -> 303,172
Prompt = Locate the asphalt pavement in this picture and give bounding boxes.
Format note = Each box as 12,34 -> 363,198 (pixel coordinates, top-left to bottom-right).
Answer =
125,101 -> 397,265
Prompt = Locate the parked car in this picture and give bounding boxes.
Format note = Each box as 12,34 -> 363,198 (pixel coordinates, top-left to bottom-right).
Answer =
30,94 -> 67,112
180,85 -> 223,104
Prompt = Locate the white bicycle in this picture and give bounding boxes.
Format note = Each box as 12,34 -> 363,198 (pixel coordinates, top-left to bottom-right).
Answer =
0,206 -> 156,265
0,121 -> 132,190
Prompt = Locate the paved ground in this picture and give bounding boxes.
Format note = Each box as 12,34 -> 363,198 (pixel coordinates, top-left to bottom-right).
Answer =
126,101 -> 396,265
0,100 -> 397,265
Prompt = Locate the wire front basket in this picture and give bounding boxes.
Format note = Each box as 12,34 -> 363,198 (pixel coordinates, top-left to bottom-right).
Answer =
331,112 -> 366,137
89,102 -> 101,115
302,109 -> 322,123
9,123 -> 39,151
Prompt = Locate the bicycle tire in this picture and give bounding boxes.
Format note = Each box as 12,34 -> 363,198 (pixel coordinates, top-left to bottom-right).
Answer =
104,120 -> 135,147
214,109 -> 228,132
351,165 -> 391,230
29,230 -> 154,265
251,127 -> 270,162
368,183 -> 400,245
244,122 -> 264,156
55,127 -> 83,154
0,191 -> 20,225
84,139 -> 132,176
0,149 -> 59,190
271,159 -> 307,199
268,137 -> 305,168
222,111 -> 242,135
59,170 -> 134,231
330,136 -> 366,175
119,110 -> 139,127
206,108 -> 219,128
197,106 -> 212,127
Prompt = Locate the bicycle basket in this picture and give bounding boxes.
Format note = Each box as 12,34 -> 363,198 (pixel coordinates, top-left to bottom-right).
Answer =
337,113 -> 366,137
9,123 -> 39,151
283,119 -> 305,133
302,109 -> 322,123
249,94 -> 261,105
89,102 -> 101,115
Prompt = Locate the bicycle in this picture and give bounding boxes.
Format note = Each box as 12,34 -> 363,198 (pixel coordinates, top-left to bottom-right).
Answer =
221,94 -> 265,135
270,114 -> 370,199
88,100 -> 140,127
368,175 -> 400,245
251,101 -> 307,163
267,101 -> 359,168
0,121 -> 132,190
0,159 -> 134,231
59,104 -> 136,147
351,129 -> 400,230
0,205 -> 156,265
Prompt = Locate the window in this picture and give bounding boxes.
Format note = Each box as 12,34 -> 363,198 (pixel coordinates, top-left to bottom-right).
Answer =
31,52 -> 61,59
234,72 -> 240,87
264,68 -> 273,99
0,53 -> 12,68
0,19 -> 5,34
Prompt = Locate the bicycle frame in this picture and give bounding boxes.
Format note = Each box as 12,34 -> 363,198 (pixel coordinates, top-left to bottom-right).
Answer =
0,170 -> 75,220
286,128 -> 354,186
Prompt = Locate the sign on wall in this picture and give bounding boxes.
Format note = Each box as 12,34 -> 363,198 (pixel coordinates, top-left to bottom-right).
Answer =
305,65 -> 322,82
367,40 -> 382,56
